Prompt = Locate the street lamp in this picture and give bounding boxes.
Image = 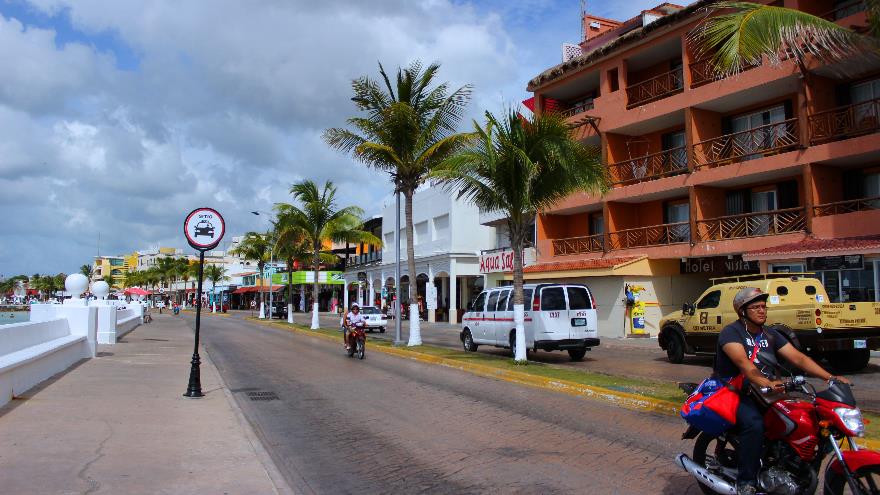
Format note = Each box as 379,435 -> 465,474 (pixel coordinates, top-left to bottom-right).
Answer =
251,211 -> 275,320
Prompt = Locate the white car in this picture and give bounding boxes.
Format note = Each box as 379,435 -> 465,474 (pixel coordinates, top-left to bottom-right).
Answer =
359,306 -> 387,333
459,283 -> 600,361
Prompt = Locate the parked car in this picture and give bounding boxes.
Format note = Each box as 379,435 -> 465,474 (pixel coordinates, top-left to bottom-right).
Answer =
270,301 -> 288,318
459,283 -> 600,361
359,305 -> 387,333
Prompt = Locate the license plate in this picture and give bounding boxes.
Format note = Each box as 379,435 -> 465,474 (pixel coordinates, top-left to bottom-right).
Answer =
854,339 -> 867,349
571,318 -> 587,327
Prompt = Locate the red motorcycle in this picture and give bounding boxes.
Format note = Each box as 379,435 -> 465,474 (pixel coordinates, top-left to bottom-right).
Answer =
677,374 -> 880,494
346,321 -> 366,360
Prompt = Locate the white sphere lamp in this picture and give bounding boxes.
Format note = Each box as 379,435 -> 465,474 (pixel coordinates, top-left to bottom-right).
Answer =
65,274 -> 89,298
92,281 -> 110,300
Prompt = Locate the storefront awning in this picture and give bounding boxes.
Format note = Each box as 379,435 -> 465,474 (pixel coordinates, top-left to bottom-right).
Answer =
231,285 -> 284,294
507,256 -> 653,280
743,235 -> 880,261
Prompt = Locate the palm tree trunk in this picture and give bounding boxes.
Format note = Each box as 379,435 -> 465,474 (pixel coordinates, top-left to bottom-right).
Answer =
510,223 -> 528,362
287,257 -> 294,324
404,189 -> 421,345
310,248 -> 320,329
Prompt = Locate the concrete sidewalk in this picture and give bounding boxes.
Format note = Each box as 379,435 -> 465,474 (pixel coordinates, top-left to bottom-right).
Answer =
0,314 -> 290,495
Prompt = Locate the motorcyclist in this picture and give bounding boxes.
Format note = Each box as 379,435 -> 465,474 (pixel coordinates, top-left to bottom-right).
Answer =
717,287 -> 850,495
344,303 -> 366,350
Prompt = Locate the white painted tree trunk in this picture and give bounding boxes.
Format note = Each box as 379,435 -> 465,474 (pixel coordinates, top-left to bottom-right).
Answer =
259,301 -> 265,319
407,303 -> 422,346
287,304 -> 293,324
310,302 -> 320,329
212,301 -> 216,313
513,304 -> 527,362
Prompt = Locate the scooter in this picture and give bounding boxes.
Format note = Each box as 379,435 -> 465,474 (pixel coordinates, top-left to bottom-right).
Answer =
346,321 -> 366,360
677,367 -> 880,494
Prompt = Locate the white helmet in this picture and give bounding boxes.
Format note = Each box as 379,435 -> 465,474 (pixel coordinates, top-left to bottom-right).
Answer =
351,302 -> 359,309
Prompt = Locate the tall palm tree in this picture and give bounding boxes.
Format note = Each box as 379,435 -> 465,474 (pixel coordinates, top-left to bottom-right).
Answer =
204,264 -> 228,313
103,273 -> 116,291
273,222 -> 325,324
80,264 -> 94,280
230,232 -> 272,317
691,1 -> 876,77
432,110 -> 608,362
324,60 -> 471,345
275,179 -> 381,329
176,258 -> 192,307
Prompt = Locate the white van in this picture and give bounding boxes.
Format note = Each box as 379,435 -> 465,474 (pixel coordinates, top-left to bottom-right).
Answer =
459,283 -> 600,361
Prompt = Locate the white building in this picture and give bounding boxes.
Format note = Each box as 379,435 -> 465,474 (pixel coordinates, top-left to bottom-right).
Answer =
343,185 -> 495,323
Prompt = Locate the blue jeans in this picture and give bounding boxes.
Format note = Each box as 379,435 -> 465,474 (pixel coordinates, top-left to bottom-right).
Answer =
736,396 -> 764,484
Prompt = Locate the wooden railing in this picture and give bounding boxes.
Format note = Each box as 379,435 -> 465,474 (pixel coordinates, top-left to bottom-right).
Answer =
808,98 -> 880,145
693,118 -> 800,168
552,234 -> 604,256
689,57 -> 761,88
608,222 -> 690,250
813,196 -> 880,216
608,146 -> 688,186
560,100 -> 595,118
821,0 -> 865,20
626,68 -> 683,108
696,207 -> 806,241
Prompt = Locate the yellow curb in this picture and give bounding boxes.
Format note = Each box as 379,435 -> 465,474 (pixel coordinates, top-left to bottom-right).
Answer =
251,319 -> 880,448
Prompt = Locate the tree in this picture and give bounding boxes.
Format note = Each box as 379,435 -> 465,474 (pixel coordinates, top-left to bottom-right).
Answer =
176,258 -> 193,306
432,110 -> 607,362
103,273 -> 116,291
272,221 -> 325,324
324,60 -> 471,345
230,232 -> 272,317
691,1 -> 876,78
204,264 -> 228,313
274,180 -> 381,329
80,264 -> 94,280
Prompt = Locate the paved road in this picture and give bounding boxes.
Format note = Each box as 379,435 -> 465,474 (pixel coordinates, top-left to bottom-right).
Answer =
187,314 -> 701,494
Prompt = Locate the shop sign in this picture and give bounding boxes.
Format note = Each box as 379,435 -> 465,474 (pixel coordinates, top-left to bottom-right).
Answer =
479,248 -> 520,274
680,255 -> 760,276
806,255 -> 864,271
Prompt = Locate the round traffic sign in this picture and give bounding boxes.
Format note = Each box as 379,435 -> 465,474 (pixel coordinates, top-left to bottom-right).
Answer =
184,207 -> 225,250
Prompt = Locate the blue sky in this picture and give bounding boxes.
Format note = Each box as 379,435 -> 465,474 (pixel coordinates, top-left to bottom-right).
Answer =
0,0 -> 672,276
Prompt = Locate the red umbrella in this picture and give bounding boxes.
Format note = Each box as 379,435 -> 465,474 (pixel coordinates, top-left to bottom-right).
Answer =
123,287 -> 152,296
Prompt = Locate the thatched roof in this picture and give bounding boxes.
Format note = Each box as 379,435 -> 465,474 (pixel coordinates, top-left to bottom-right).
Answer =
526,0 -> 714,92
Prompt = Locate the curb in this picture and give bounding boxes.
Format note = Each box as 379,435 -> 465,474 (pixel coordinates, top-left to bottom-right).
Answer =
252,319 -> 880,450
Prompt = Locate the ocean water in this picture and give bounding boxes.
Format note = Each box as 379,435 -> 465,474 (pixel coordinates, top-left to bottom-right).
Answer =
0,312 -> 29,325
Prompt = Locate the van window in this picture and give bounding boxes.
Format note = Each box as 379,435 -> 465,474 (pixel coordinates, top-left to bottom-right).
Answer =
540,287 -> 567,311
776,286 -> 789,296
697,290 -> 721,309
805,285 -> 817,295
498,290 -> 511,312
567,287 -> 593,309
487,291 -> 500,311
471,292 -> 487,312
508,289 -> 533,311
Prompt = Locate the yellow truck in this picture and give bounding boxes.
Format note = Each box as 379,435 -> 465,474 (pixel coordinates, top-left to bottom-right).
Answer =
659,273 -> 880,372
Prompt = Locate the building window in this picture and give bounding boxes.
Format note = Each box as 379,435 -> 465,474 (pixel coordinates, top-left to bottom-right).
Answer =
432,214 -> 449,241
817,260 -> 878,302
770,263 -> 805,273
415,221 -> 428,245
728,104 -> 788,161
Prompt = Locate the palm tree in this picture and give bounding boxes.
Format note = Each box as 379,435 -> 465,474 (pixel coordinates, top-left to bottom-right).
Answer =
272,222 -> 322,324
432,110 -> 607,362
204,264 -> 228,313
103,273 -> 116,291
691,1 -> 876,78
274,179 -> 381,329
230,232 -> 272,318
185,261 -> 201,307
323,60 -> 471,345
80,264 -> 94,280
176,259 -> 192,307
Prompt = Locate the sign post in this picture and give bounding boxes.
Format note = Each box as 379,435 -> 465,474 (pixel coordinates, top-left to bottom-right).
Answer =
182,207 -> 225,398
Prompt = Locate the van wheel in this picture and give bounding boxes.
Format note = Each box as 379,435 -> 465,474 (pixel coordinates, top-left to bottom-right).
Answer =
509,333 -> 529,360
827,349 -> 871,373
666,331 -> 685,364
462,329 -> 478,352
379,327 -> 386,334
567,348 -> 587,361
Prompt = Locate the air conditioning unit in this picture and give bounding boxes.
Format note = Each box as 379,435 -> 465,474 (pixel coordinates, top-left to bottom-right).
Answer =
589,21 -> 600,29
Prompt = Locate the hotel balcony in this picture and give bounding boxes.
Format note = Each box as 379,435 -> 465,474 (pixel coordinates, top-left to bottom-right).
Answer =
608,222 -> 690,250
608,146 -> 688,186
346,251 -> 382,268
813,196 -> 880,216
696,207 -> 806,241
693,118 -> 800,169
808,98 -> 880,145
551,234 -> 604,256
559,100 -> 595,119
626,67 -> 683,109
688,56 -> 760,89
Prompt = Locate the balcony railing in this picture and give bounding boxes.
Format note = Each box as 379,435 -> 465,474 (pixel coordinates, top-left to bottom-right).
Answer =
813,196 -> 880,216
626,68 -> 683,108
608,146 -> 688,186
821,0 -> 865,20
696,207 -> 806,241
560,100 -> 595,118
552,234 -> 604,256
608,222 -> 690,250
808,98 -> 880,145
693,118 -> 800,168
689,57 -> 761,88
347,252 -> 383,267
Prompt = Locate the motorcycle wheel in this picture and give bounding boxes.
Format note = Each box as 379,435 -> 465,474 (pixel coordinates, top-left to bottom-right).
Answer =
347,339 -> 355,357
356,338 -> 365,360
692,432 -> 738,495
824,464 -> 880,495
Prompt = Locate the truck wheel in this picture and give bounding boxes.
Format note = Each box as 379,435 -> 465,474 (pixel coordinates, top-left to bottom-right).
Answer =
827,349 -> 871,373
666,332 -> 685,364
462,329 -> 478,352
567,348 -> 587,361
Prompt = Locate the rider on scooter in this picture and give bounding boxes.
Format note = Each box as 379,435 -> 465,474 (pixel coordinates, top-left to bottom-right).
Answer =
718,287 -> 850,495
344,303 -> 366,350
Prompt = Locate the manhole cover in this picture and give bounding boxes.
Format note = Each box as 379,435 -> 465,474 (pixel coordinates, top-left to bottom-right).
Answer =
246,391 -> 279,401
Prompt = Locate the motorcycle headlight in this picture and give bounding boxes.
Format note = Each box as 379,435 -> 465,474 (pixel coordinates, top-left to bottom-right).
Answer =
835,407 -> 865,437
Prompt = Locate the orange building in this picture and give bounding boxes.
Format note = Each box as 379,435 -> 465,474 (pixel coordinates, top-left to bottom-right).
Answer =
524,0 -> 880,337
